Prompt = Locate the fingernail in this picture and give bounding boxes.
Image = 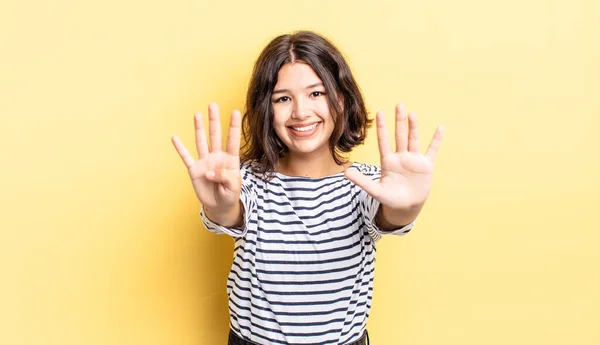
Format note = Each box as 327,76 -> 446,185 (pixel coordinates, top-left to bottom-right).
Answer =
206,171 -> 215,178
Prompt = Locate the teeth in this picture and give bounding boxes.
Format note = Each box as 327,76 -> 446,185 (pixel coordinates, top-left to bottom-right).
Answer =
292,123 -> 318,132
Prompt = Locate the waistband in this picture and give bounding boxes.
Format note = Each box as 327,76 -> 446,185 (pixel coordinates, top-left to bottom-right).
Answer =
228,329 -> 369,345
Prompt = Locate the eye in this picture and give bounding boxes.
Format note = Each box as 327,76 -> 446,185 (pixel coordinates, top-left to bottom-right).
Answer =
310,91 -> 326,98
273,96 -> 291,103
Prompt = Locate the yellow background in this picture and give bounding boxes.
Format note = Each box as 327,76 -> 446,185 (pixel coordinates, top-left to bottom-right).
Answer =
2,0 -> 599,344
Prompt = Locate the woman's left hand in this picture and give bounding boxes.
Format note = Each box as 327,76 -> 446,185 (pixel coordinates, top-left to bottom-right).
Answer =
345,104 -> 444,210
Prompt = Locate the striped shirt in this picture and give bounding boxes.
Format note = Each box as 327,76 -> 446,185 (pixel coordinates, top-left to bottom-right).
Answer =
201,162 -> 414,345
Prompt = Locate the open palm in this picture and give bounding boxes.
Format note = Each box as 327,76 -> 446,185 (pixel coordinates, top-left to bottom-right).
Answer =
171,103 -> 242,212
345,104 -> 444,209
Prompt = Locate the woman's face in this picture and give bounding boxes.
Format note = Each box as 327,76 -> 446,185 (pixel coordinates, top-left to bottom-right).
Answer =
271,62 -> 335,159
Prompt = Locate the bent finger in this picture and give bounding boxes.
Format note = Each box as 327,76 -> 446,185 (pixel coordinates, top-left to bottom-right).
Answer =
205,168 -> 241,190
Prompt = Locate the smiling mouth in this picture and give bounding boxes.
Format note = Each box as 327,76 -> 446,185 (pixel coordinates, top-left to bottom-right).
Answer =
288,122 -> 321,137
291,123 -> 319,132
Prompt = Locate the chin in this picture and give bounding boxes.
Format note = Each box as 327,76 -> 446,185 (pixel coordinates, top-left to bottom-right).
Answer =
289,144 -> 329,156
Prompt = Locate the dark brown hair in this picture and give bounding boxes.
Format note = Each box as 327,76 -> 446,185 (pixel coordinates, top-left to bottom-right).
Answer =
240,30 -> 372,176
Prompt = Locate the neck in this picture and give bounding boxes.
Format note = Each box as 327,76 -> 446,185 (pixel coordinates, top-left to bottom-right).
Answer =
277,151 -> 349,178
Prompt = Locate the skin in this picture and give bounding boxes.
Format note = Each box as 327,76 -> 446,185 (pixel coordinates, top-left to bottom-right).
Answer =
345,105 -> 444,228
171,103 -> 244,227
270,62 -> 340,177
171,63 -> 444,230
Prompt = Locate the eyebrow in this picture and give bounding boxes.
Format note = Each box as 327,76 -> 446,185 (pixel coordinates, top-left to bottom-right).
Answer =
272,82 -> 324,95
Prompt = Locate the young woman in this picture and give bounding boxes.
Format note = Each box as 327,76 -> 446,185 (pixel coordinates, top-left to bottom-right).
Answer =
172,30 -> 444,345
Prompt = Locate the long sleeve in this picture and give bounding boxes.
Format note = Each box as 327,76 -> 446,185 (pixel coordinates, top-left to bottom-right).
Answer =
355,163 -> 415,242
200,165 -> 258,238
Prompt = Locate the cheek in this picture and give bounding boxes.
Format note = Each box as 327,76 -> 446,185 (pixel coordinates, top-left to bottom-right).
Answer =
271,114 -> 287,138
316,100 -> 332,117
272,104 -> 294,129
271,112 -> 285,129
271,104 -> 286,122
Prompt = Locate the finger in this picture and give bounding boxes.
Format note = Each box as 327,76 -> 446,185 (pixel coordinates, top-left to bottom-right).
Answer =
395,104 -> 408,152
205,167 -> 240,190
194,112 -> 209,159
407,112 -> 421,152
171,135 -> 195,168
376,111 -> 392,158
226,110 -> 242,157
344,168 -> 383,200
208,103 -> 222,152
425,125 -> 445,161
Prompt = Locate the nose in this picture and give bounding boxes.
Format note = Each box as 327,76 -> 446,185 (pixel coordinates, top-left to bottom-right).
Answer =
291,98 -> 308,120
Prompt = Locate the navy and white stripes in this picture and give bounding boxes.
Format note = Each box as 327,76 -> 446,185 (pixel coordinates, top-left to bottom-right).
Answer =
201,162 -> 414,345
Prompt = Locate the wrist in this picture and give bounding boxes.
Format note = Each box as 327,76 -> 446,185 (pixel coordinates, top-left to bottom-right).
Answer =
376,203 -> 423,230
204,201 -> 244,228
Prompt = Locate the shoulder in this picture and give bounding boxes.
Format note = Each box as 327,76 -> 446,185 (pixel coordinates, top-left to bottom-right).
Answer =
350,161 -> 381,176
240,161 -> 270,184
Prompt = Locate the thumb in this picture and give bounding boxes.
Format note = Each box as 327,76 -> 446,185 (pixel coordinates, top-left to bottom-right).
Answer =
205,168 -> 241,191
344,168 -> 382,199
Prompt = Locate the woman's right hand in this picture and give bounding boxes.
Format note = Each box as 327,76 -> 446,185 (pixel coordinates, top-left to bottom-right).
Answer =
171,103 -> 243,224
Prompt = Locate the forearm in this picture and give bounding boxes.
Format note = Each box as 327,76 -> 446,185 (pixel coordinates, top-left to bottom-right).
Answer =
375,203 -> 424,231
204,200 -> 244,228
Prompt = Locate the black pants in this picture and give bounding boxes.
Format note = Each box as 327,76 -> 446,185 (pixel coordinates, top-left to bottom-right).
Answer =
228,329 -> 370,345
